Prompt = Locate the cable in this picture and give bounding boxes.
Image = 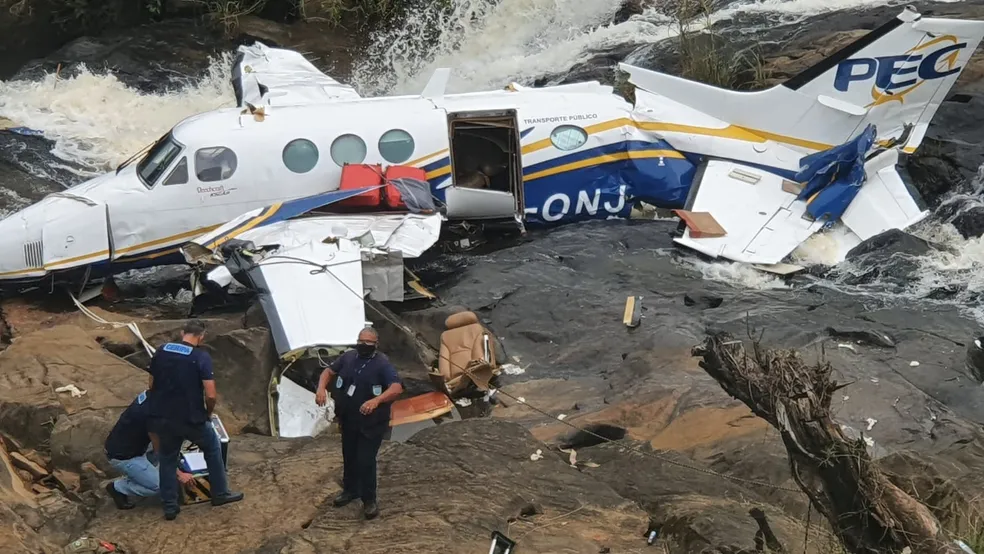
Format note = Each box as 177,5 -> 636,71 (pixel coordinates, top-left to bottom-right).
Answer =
67,290 -> 156,357
254,254 -> 806,494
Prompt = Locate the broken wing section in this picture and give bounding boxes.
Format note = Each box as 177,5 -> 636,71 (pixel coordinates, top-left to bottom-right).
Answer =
673,162 -> 825,266
673,127 -> 928,267
251,239 -> 368,357
839,148 -> 929,243
187,187 -> 383,255
233,42 -> 362,107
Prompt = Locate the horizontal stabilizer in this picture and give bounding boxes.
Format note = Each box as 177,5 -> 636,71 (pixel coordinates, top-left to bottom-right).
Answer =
839,148 -> 929,245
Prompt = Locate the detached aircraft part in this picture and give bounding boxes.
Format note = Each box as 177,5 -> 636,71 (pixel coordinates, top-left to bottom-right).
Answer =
673,124 -> 928,267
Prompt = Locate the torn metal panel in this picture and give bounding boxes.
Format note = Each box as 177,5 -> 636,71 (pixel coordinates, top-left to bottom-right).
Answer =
235,213 -> 443,259
362,249 -> 404,302
188,187 -> 384,254
250,239 -> 368,357
276,375 -> 333,438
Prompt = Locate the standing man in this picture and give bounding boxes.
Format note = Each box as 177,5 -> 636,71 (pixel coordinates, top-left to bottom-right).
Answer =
146,319 -> 244,521
104,390 -> 194,510
315,327 -> 403,520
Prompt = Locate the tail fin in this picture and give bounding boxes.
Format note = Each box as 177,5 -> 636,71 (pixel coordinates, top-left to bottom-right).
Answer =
619,7 -> 984,154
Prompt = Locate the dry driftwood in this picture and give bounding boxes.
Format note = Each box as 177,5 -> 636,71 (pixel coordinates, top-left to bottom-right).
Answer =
692,332 -> 961,554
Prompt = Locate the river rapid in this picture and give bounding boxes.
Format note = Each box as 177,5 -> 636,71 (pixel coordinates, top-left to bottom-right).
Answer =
0,0 -> 982,327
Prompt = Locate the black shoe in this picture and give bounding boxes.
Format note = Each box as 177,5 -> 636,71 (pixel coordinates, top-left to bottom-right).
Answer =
105,482 -> 134,510
333,491 -> 358,507
165,508 -> 180,521
364,502 -> 379,520
211,491 -> 244,507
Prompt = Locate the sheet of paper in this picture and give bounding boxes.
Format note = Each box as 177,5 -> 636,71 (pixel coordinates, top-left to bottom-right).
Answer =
182,451 -> 207,472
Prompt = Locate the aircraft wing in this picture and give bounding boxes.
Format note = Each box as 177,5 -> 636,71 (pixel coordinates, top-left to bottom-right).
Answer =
233,42 -> 362,107
673,125 -> 928,269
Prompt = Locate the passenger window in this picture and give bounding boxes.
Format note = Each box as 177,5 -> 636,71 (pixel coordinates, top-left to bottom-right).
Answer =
330,134 -> 367,167
283,138 -> 319,173
550,125 -> 588,151
162,157 -> 189,186
195,147 -> 238,182
378,129 -> 415,164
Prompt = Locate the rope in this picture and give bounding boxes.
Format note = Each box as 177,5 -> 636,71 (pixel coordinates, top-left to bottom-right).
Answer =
257,254 -> 806,495
67,291 -> 156,357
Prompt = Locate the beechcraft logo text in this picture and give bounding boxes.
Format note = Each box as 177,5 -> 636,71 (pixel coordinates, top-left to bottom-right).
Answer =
833,35 -> 966,107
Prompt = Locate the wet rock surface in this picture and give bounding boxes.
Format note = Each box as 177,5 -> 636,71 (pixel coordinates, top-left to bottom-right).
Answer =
3,218 -> 984,551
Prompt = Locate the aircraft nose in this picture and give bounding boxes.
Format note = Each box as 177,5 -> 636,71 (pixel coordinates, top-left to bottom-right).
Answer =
0,210 -> 44,278
0,195 -> 111,280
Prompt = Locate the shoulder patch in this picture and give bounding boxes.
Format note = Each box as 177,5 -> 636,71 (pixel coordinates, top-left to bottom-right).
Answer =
162,343 -> 193,356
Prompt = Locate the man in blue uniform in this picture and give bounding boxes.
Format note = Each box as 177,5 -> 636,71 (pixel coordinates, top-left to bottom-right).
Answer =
315,327 -> 403,520
104,390 -> 194,510
146,319 -> 244,520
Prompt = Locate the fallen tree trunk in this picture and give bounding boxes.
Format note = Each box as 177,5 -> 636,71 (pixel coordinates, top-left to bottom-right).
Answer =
691,332 -> 961,554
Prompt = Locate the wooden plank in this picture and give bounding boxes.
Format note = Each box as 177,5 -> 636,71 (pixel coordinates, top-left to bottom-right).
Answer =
672,210 -> 727,238
623,296 -> 642,328
391,392 -> 453,427
781,180 -> 804,195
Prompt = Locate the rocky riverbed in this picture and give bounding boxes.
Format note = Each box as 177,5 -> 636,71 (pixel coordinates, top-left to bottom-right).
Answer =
2,0 -> 984,552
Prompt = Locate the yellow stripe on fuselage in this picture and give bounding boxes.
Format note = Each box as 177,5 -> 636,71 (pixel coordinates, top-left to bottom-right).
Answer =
204,202 -> 284,251
524,149 -> 685,182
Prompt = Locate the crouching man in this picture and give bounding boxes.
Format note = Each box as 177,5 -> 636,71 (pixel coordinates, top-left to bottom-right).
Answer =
104,391 -> 194,510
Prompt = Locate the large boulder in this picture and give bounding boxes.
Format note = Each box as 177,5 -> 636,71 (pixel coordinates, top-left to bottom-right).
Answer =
0,325 -> 147,468
201,327 -> 279,435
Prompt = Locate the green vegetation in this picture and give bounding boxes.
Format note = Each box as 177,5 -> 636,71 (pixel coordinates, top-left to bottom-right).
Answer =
298,0 -> 404,28
673,0 -> 770,90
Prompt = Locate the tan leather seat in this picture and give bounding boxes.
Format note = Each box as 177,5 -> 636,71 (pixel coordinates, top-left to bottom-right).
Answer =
434,311 -> 499,395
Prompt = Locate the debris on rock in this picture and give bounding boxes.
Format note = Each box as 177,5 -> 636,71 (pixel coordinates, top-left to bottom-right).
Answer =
55,384 -> 87,398
530,449 -> 544,461
10,451 -> 48,479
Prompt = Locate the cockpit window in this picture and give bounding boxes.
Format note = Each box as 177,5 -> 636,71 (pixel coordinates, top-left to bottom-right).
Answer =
195,146 -> 238,182
136,133 -> 183,187
163,157 -> 189,186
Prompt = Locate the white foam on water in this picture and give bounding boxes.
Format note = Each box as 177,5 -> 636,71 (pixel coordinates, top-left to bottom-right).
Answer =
683,257 -> 791,290
0,53 -> 236,177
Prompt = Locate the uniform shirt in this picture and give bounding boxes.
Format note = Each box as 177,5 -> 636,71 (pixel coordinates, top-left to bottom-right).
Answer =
146,341 -> 214,425
330,349 -> 402,436
104,393 -> 152,461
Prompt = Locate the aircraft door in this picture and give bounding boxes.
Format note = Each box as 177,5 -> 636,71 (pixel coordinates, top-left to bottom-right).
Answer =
443,110 -> 525,221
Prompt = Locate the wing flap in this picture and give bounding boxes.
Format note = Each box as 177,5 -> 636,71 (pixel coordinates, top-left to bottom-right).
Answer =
673,160 -> 824,265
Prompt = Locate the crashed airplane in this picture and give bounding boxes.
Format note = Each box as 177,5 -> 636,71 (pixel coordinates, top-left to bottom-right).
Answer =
0,6 -> 979,291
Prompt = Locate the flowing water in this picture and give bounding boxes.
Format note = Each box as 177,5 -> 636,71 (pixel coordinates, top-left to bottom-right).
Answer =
0,0 -> 981,323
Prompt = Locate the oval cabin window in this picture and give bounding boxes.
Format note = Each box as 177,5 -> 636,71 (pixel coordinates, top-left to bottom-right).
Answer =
195,146 -> 238,182
378,129 -> 415,164
330,134 -> 368,167
283,139 -> 319,173
549,125 -> 588,151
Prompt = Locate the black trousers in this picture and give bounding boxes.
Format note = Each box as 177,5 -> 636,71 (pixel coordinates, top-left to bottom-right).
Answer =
340,422 -> 384,504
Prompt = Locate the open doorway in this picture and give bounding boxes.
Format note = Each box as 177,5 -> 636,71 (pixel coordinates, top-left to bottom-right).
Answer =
444,110 -> 525,221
